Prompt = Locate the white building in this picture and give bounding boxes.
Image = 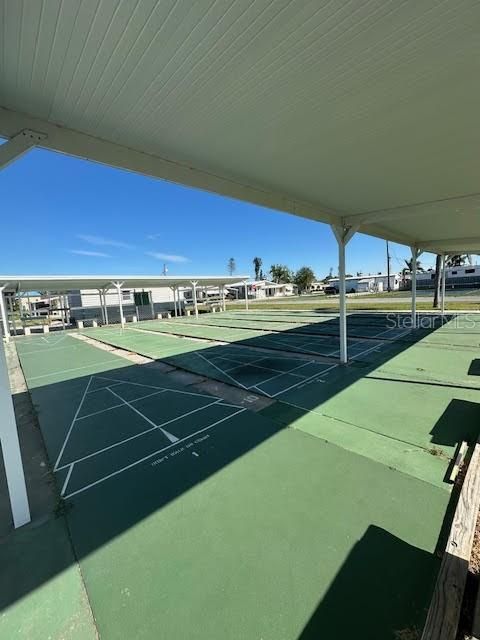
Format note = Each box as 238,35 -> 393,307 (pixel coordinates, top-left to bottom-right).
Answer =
327,273 -> 400,294
414,265 -> 480,289
229,280 -> 297,299
68,286 -> 184,322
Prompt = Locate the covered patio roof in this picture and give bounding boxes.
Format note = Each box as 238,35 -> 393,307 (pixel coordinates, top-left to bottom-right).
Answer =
0,275 -> 247,294
0,2 -> 478,254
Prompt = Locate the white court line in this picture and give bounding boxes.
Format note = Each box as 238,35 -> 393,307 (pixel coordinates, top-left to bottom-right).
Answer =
54,376 -> 93,471
60,464 -> 74,496
56,398 -> 223,471
270,363 -> 339,397
195,352 -> 248,390
63,408 -> 247,499
87,382 -> 124,394
93,375 -> 218,400
75,389 -> 167,422
223,359 -> 306,379
18,344 -> 80,356
255,360 -> 316,388
75,402 -> 126,421
28,361 -> 120,381
108,388 -> 179,443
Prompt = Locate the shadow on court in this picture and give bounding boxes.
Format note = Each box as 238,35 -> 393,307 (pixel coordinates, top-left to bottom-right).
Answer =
0,312 -> 477,638
297,525 -> 440,640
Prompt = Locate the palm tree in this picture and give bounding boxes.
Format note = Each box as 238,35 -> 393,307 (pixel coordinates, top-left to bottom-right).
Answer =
253,257 -> 263,280
402,258 -> 424,274
227,257 -> 236,276
445,254 -> 469,267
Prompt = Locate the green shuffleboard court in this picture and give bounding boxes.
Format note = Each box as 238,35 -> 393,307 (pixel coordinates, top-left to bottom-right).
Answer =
128,317 -> 389,359
7,310 -> 480,639
6,332 -> 453,639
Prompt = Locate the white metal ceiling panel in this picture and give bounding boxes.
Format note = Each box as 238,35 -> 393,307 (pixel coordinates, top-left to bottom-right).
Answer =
1,0 -> 479,252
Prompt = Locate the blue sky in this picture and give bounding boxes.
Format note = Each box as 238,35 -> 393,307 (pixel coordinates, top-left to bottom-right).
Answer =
0,146 -> 437,278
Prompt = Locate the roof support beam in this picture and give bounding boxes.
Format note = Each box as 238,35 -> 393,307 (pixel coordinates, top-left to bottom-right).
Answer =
410,247 -> 423,329
191,281 -> 198,318
342,192 -> 480,227
0,338 -> 31,529
111,282 -> 125,328
0,107 -> 340,227
331,225 -> 358,364
0,129 -> 47,171
418,237 -> 480,251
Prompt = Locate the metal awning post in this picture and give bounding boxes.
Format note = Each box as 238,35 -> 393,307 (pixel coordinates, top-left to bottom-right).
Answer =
97,289 -> 105,324
171,287 -> 177,317
0,285 -> 10,342
100,288 -> 109,325
112,282 -> 125,327
7,293 -> 17,336
331,225 -> 358,364
441,254 -> 447,316
410,247 -> 421,328
244,281 -> 249,310
191,281 -> 198,318
61,293 -> 66,330
0,338 -> 31,528
174,287 -> 179,316
221,284 -> 226,311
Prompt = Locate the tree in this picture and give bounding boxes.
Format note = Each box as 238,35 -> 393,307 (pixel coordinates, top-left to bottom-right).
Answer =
253,256 -> 263,280
270,264 -> 293,284
227,257 -> 236,276
446,254 -> 469,267
259,269 -> 265,280
402,258 -> 424,274
293,266 -> 315,294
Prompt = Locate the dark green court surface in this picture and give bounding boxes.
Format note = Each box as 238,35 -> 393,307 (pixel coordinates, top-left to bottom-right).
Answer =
132,317 -> 387,358
4,312 -> 479,638
84,325 -> 336,397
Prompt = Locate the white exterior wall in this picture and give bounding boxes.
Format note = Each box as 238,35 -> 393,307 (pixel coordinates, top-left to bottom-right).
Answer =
73,287 -> 182,307
329,274 -> 399,292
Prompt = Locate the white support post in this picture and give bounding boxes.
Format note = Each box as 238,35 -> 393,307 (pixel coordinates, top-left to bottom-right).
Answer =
441,254 -> 447,316
97,289 -> 105,324
7,294 -> 17,336
112,282 -> 125,327
410,247 -> 420,329
0,129 -> 47,171
66,294 -> 70,324
191,281 -> 198,318
221,285 -> 226,312
331,225 -> 358,364
0,285 -> 10,342
0,338 -> 31,528
101,289 -> 109,325
244,281 -> 249,311
61,293 -> 66,330
149,291 -> 155,320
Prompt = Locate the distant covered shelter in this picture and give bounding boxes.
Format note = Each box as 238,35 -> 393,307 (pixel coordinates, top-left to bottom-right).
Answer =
0,274 -> 247,336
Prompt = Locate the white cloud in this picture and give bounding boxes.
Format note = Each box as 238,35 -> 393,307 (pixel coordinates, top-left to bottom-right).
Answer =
69,249 -> 111,258
146,251 -> 189,263
146,233 -> 161,240
77,234 -> 135,249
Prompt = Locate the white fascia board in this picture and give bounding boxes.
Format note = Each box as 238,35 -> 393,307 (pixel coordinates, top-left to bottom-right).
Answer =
0,107 -> 340,227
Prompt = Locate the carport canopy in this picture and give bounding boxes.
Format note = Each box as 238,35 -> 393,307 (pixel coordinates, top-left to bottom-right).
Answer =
0,275 -> 247,294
